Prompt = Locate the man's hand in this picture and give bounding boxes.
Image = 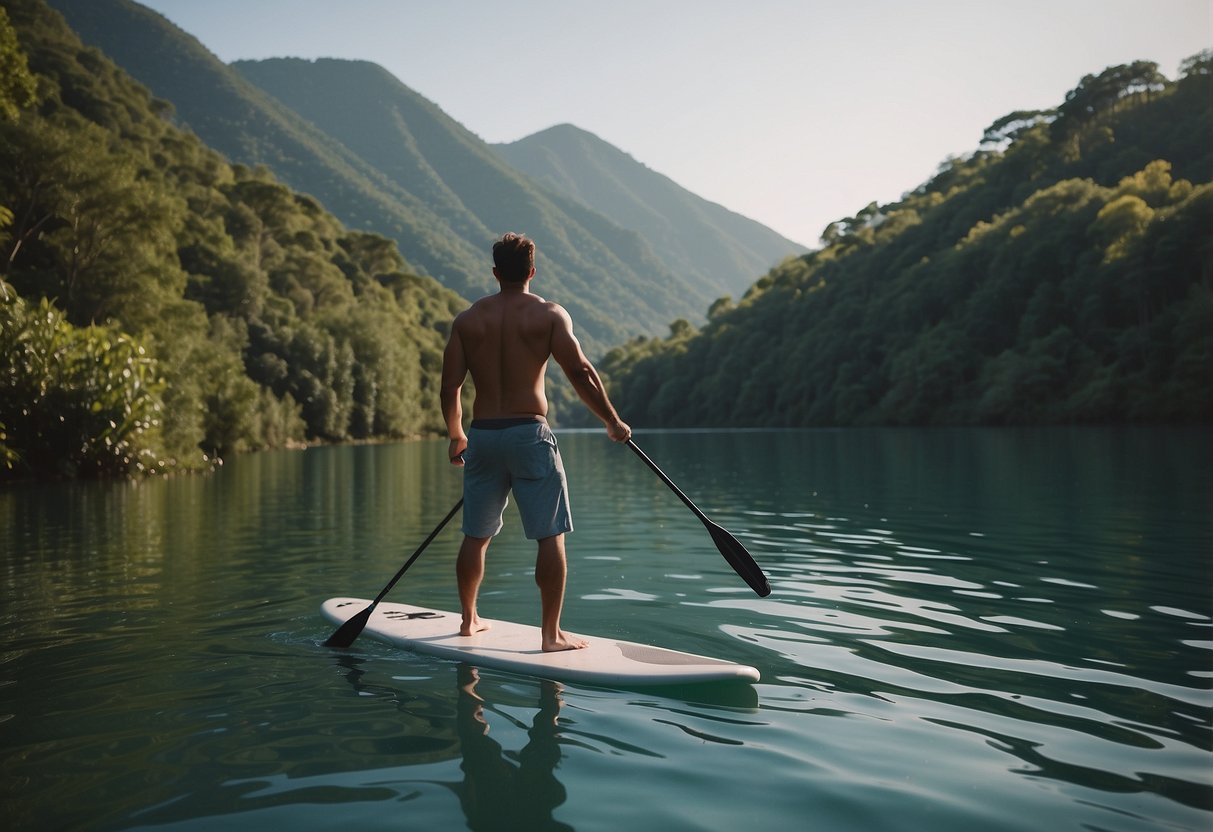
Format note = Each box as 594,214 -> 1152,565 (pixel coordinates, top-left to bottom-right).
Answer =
607,420 -> 632,444
449,436 -> 468,465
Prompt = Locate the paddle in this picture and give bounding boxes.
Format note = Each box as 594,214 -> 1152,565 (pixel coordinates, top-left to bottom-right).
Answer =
323,497 -> 464,648
626,439 -> 771,597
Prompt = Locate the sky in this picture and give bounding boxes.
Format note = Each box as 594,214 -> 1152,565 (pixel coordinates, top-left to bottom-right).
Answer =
139,0 -> 1210,246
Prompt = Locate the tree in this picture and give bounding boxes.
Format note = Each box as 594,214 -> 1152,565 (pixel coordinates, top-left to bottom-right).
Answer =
1053,61 -> 1168,142
0,289 -> 171,478
0,114 -> 185,330
979,109 -> 1056,149
1179,49 -> 1212,78
0,7 -> 36,121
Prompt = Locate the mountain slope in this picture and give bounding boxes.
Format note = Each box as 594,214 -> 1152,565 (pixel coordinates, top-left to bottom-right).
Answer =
230,57 -> 708,349
43,0 -> 490,294
2,0 -> 467,479
44,0 -> 723,351
601,57 -> 1213,427
495,124 -> 807,299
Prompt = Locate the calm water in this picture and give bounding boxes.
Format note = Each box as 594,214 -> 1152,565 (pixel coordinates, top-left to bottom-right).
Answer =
2,428 -> 1210,831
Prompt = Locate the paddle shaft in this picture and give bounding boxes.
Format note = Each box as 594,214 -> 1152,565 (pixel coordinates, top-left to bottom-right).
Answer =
372,497 -> 463,606
626,439 -> 771,596
626,439 -> 712,525
324,497 -> 463,647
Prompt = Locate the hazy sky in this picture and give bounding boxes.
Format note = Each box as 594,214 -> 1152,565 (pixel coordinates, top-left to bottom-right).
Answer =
140,0 -> 1210,245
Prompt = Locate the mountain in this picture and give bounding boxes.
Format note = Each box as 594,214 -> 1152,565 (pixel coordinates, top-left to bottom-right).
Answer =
494,124 -> 807,300
600,57 -> 1213,427
43,0 -> 735,352
229,56 -> 706,350
42,0 -> 482,286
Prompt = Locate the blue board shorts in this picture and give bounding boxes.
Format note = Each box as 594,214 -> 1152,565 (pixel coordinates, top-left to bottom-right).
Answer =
461,416 -> 573,540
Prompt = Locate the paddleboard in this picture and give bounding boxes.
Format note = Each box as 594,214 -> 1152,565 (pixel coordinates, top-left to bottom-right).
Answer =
322,597 -> 760,686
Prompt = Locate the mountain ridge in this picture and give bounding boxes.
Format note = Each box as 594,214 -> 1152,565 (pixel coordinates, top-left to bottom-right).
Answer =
227,55 -> 708,351
494,123 -> 807,301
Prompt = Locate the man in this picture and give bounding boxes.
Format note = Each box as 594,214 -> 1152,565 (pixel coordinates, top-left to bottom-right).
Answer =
441,233 -> 631,652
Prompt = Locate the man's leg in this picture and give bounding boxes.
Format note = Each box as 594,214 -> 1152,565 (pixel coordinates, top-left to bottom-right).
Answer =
535,534 -> 588,652
457,535 -> 492,636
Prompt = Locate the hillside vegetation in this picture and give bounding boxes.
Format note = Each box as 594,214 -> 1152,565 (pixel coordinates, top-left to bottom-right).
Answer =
1,0 -> 464,479
600,56 -> 1213,427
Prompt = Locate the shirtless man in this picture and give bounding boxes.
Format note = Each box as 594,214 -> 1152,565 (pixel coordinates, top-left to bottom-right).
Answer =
440,233 -> 631,652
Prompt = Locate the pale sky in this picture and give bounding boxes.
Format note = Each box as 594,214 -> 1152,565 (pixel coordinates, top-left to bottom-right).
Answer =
140,0 -> 1210,246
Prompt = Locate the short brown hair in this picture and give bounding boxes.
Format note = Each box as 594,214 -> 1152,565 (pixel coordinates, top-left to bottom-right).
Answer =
492,233 -> 535,282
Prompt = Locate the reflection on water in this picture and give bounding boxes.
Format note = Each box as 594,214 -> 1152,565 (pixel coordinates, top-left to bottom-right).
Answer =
454,666 -> 571,831
1,428 -> 1210,831
328,656 -> 573,831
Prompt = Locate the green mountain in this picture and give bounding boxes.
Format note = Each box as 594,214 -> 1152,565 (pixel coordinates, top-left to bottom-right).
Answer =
43,0 -> 751,352
494,123 -> 807,300
2,0 -> 465,479
601,56 -> 1213,427
229,56 -> 707,350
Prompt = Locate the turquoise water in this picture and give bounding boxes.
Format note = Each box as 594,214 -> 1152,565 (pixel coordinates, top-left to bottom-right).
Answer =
2,428 -> 1210,831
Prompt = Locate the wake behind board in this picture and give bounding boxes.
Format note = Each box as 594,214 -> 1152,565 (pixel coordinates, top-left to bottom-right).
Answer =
322,597 -> 760,686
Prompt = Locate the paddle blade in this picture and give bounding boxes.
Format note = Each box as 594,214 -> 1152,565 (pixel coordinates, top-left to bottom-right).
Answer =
706,521 -> 772,597
323,604 -> 374,648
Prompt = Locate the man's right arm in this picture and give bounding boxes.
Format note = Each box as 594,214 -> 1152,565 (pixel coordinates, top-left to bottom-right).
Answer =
549,305 -> 631,443
440,318 -> 469,465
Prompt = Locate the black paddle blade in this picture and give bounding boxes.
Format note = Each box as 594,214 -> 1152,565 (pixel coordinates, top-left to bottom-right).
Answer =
707,520 -> 771,597
323,604 -> 374,648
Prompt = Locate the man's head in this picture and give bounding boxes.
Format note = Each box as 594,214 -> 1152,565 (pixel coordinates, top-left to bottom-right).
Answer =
492,233 -> 536,283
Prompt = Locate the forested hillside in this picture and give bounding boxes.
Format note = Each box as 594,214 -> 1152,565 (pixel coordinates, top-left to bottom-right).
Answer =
493,123 -> 807,300
45,0 -> 768,352
42,0 -> 488,295
4,0 -> 1207,483
230,57 -> 707,349
1,0 -> 465,479
600,57 -> 1213,427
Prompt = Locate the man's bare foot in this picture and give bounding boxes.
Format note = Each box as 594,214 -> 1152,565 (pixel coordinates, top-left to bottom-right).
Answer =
460,616 -> 491,637
542,630 -> 589,652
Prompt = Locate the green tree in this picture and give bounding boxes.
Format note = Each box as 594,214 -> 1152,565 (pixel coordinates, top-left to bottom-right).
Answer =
0,289 -> 171,478
0,6 -> 36,120
0,114 -> 186,330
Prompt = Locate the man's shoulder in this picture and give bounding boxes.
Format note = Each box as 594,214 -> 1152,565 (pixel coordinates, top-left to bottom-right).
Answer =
511,293 -> 568,321
531,295 -> 570,319
455,295 -> 496,322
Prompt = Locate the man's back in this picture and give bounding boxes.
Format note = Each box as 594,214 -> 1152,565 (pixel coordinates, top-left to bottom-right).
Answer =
439,232 -> 630,652
453,291 -> 556,420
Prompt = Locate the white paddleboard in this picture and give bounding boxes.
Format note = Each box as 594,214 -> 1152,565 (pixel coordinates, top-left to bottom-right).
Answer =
322,597 -> 760,686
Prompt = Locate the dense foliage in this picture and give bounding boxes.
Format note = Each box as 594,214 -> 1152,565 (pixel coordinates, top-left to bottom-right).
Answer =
0,5 -> 35,119
1,292 -> 169,477
1,0 -> 465,479
599,56 -> 1213,427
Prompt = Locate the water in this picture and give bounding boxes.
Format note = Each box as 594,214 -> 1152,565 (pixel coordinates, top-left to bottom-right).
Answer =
2,428 -> 1210,831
